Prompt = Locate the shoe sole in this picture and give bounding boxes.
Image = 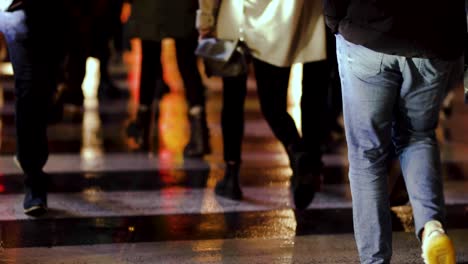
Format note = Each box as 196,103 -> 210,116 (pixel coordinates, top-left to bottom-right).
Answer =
423,234 -> 456,264
24,205 -> 47,217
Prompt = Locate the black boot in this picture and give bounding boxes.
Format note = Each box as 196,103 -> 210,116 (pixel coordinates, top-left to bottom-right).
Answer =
287,144 -> 321,210
215,162 -> 243,200
184,107 -> 211,157
126,106 -> 152,151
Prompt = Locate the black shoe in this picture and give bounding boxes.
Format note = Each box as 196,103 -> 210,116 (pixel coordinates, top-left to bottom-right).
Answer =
126,107 -> 152,151
287,144 -> 321,210
215,163 -> 243,200
184,108 -> 211,157
23,185 -> 48,217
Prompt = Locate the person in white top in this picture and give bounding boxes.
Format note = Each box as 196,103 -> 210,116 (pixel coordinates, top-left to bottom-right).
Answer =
197,0 -> 329,209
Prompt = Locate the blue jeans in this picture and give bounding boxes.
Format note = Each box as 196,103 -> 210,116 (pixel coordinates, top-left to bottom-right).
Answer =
336,34 -> 462,263
0,9 -> 60,185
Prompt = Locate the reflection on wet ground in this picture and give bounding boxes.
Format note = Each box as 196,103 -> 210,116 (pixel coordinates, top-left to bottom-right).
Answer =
0,59 -> 466,263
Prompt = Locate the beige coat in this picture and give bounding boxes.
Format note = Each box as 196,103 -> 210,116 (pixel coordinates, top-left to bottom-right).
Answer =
198,0 -> 326,67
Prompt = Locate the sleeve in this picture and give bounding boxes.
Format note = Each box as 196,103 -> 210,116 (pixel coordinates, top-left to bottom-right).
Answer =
322,0 -> 350,33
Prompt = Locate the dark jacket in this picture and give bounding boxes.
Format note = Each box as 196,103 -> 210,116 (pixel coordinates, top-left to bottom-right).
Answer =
125,0 -> 198,41
323,0 -> 466,60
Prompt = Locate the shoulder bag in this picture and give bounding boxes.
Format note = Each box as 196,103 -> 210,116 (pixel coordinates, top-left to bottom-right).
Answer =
195,38 -> 250,77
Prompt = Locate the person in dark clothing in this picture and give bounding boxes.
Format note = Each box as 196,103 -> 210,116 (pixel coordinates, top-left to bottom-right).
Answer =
122,0 -> 210,156
0,0 -> 65,216
58,0 -> 127,108
323,0 -> 465,263
198,0 -> 326,209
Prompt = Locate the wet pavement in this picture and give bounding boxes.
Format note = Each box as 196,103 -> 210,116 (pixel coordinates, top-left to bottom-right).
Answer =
2,230 -> 468,264
0,60 -> 467,263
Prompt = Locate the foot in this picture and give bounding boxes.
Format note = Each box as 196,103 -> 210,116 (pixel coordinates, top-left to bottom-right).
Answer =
215,164 -> 243,200
126,107 -> 152,151
291,171 -> 320,210
126,121 -> 151,152
23,185 -> 48,217
288,145 -> 321,210
421,220 -> 456,264
126,120 -> 144,145
183,107 -> 211,157
291,181 -> 318,210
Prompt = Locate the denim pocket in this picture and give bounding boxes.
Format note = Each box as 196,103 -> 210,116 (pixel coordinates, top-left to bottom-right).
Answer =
344,40 -> 384,80
418,58 -> 452,82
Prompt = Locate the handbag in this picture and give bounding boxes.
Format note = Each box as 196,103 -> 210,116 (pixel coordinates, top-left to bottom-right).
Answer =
195,38 -> 250,77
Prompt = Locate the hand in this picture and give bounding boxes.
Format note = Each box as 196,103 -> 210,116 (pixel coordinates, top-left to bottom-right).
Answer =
199,27 -> 214,39
121,2 -> 132,24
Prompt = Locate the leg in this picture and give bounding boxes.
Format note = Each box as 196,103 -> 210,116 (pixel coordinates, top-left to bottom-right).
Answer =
126,40 -> 161,151
139,40 -> 161,107
301,60 -> 329,167
175,37 -> 211,157
175,36 -> 206,109
336,34 -> 401,263
214,74 -> 248,200
4,12 -> 49,178
253,58 -> 318,209
61,9 -> 91,107
221,75 -> 248,164
2,9 -> 59,216
394,56 -> 461,264
91,3 -> 128,100
252,59 -> 300,147
394,57 -> 462,237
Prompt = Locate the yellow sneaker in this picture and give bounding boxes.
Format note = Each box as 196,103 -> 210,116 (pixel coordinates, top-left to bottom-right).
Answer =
421,220 -> 456,264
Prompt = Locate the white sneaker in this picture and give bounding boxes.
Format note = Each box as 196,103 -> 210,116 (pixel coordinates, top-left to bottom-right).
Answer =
421,220 -> 456,264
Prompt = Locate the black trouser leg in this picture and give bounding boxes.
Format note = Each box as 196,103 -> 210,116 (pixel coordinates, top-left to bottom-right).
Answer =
139,40 -> 162,107
63,12 -> 91,104
301,60 -> 329,166
5,11 -> 58,185
253,58 -> 301,148
175,36 -> 205,108
222,75 -> 248,163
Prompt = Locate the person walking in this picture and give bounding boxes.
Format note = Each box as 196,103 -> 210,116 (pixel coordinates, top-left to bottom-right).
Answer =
323,0 -> 465,262
0,0 -> 66,216
197,0 -> 328,209
122,0 -> 211,155
57,0 -> 127,108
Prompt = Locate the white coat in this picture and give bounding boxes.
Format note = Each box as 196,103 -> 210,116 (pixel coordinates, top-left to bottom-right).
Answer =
198,0 -> 327,67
